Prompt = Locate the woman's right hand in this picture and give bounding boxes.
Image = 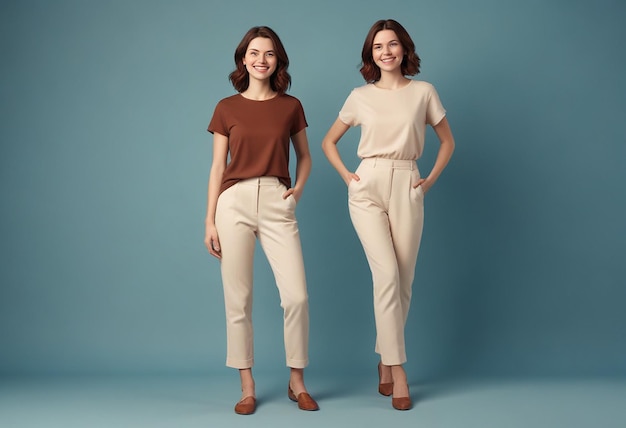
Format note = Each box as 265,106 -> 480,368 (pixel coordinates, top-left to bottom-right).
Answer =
344,172 -> 360,187
205,223 -> 222,260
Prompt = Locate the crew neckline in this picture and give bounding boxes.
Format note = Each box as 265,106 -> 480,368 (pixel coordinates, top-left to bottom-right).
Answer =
238,93 -> 280,102
372,79 -> 414,91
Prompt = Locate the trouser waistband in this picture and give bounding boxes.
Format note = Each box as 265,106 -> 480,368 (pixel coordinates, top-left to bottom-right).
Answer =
360,157 -> 416,170
238,177 -> 281,186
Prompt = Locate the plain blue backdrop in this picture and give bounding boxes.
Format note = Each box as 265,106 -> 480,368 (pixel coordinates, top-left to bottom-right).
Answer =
1,0 -> 625,380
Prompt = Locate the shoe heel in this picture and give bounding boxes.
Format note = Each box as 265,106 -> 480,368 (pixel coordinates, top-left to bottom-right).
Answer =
378,362 -> 393,396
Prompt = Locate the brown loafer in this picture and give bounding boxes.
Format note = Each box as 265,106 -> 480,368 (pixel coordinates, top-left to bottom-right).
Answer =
378,362 -> 393,396
234,396 -> 256,415
288,386 -> 319,411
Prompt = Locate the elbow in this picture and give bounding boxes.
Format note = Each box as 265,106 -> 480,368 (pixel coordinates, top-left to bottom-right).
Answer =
294,149 -> 312,170
321,138 -> 332,157
210,164 -> 226,180
443,137 -> 455,154
301,152 -> 313,167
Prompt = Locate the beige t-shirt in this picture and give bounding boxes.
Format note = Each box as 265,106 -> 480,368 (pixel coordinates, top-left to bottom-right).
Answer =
339,80 -> 446,160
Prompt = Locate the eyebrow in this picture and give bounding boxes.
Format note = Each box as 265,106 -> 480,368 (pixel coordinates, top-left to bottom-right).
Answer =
247,48 -> 275,53
373,39 -> 399,46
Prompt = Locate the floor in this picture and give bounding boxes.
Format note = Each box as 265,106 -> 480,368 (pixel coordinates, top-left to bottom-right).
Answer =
1,374 -> 624,428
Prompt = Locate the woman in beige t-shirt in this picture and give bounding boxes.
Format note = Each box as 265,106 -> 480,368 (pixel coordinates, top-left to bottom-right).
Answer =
322,19 -> 455,411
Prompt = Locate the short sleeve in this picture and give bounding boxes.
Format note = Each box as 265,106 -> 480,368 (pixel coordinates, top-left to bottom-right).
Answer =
290,98 -> 308,136
338,90 -> 359,126
426,85 -> 446,126
207,101 -> 229,136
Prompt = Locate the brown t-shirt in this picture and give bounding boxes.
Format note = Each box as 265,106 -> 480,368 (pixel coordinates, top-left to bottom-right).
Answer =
208,93 -> 308,195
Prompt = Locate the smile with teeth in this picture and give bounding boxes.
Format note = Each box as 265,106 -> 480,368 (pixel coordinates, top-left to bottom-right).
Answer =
381,57 -> 395,63
253,65 -> 270,71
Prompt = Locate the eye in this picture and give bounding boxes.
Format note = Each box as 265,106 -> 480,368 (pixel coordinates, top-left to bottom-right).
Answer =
267,52 -> 274,57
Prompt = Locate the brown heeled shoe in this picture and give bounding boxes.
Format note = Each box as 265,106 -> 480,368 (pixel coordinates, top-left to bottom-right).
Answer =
288,386 -> 319,411
234,396 -> 256,415
378,362 -> 393,396
391,386 -> 412,411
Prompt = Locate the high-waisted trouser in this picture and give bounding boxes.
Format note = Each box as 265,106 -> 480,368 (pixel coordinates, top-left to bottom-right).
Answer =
215,177 -> 309,369
348,158 -> 425,366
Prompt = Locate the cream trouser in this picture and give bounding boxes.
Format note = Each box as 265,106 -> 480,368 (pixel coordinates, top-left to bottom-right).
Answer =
215,177 -> 309,369
348,158 -> 425,366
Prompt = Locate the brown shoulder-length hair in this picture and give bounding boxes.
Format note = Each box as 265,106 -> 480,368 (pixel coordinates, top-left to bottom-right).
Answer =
359,19 -> 421,83
229,26 -> 291,93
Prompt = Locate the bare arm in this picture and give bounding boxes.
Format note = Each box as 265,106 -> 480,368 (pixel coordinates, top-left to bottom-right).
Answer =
283,128 -> 312,202
415,116 -> 455,193
204,132 -> 229,259
321,118 -> 358,186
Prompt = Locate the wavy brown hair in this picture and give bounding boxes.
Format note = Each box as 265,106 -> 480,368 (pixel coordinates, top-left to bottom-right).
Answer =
229,26 -> 291,93
359,19 -> 421,83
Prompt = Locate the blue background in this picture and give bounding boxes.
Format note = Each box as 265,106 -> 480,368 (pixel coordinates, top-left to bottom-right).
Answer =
1,0 -> 625,381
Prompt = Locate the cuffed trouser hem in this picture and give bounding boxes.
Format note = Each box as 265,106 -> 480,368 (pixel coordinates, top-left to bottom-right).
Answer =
226,357 -> 254,369
376,350 -> 407,366
286,358 -> 309,369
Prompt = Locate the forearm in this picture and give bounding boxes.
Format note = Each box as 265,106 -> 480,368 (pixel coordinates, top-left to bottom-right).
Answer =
205,166 -> 224,227
293,153 -> 311,192
322,141 -> 347,177
425,117 -> 456,186
321,118 -> 352,185
426,138 -> 455,184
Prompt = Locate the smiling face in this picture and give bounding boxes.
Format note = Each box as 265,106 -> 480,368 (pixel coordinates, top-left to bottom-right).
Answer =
243,37 -> 277,82
372,29 -> 405,74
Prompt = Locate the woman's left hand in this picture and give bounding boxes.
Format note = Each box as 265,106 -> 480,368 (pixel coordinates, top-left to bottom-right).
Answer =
283,187 -> 302,202
414,178 -> 433,194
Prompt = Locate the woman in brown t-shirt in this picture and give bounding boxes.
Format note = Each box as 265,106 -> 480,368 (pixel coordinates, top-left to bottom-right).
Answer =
204,26 -> 318,415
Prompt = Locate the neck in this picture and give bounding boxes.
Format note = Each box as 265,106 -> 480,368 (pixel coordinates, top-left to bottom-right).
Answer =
241,80 -> 277,101
375,72 -> 410,90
